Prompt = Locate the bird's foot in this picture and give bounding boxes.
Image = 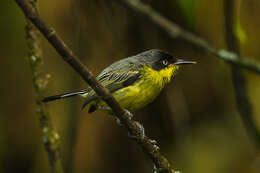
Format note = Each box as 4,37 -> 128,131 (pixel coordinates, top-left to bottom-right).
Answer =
113,109 -> 144,140
151,143 -> 160,154
124,109 -> 133,120
128,121 -> 145,140
149,139 -> 157,145
114,109 -> 133,126
115,117 -> 123,126
153,164 -> 174,173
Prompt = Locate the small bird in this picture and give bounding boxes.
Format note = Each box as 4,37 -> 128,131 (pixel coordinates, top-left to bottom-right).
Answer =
42,49 -> 196,114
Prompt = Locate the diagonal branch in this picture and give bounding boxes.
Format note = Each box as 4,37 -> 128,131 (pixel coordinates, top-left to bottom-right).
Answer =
25,0 -> 64,172
118,0 -> 260,74
224,0 -> 260,148
15,0 -> 178,172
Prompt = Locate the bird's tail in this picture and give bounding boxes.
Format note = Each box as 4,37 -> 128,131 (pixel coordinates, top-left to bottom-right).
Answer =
42,89 -> 89,103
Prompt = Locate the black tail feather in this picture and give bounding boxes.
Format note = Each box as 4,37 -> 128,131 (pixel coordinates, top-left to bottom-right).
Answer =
42,90 -> 88,103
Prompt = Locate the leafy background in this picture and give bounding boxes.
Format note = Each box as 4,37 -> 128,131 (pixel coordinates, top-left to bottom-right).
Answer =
1,0 -> 260,173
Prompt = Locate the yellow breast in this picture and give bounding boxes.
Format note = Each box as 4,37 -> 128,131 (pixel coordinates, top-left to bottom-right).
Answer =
142,65 -> 179,89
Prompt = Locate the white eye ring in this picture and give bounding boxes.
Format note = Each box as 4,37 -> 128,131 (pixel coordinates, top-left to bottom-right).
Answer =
162,59 -> 168,66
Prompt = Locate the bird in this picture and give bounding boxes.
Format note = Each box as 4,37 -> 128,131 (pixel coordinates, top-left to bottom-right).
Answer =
42,49 -> 196,114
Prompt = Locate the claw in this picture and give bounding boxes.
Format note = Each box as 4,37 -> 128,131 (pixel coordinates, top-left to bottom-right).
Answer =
115,117 -> 123,126
128,121 -> 145,140
153,164 -> 174,173
114,109 -> 133,126
149,139 -> 157,145
151,145 -> 160,153
124,109 -> 133,120
149,139 -> 160,153
135,121 -> 145,138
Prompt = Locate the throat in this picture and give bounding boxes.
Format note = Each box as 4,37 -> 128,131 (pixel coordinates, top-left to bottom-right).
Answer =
142,66 -> 178,89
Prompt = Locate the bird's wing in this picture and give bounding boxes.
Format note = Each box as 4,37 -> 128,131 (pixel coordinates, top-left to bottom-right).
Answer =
82,65 -> 141,109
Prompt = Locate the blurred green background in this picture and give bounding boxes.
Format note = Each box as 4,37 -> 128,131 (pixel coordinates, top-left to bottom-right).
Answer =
2,0 -> 260,173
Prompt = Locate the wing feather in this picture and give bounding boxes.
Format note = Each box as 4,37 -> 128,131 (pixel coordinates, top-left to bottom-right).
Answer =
82,65 -> 141,109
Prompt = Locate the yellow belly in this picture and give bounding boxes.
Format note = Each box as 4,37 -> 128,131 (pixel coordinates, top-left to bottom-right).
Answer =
114,78 -> 162,111
92,78 -> 161,112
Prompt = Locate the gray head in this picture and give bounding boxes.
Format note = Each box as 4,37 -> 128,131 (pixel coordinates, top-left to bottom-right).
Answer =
101,49 -> 196,74
132,49 -> 196,70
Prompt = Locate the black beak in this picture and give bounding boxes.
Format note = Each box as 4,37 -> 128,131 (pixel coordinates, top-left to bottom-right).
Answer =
174,59 -> 197,65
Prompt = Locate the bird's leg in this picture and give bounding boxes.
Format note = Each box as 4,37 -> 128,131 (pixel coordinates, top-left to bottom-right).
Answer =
124,109 -> 133,120
114,109 -> 133,126
128,121 -> 145,140
108,112 -> 123,126
154,165 -> 179,173
149,139 -> 157,145
115,117 -> 123,126
112,109 -> 145,139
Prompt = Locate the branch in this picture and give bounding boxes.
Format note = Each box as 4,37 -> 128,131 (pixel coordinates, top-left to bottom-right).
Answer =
118,0 -> 260,74
25,1 -> 64,172
224,0 -> 260,147
15,0 -> 178,172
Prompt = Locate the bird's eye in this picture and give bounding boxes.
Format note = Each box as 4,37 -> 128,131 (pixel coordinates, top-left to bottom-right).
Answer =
162,59 -> 168,66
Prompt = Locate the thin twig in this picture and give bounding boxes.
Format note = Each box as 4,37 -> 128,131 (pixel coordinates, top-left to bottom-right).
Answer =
25,0 -> 64,173
15,0 -> 178,172
118,0 -> 260,74
224,0 -> 260,147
